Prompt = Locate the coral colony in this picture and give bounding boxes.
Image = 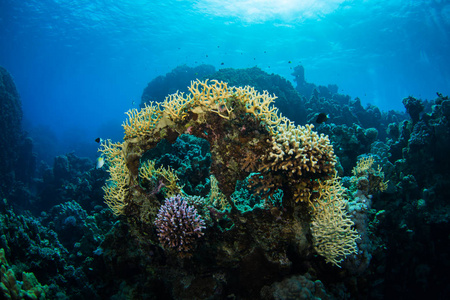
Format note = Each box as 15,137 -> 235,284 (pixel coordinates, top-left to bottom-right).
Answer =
154,195 -> 206,254
100,79 -> 359,265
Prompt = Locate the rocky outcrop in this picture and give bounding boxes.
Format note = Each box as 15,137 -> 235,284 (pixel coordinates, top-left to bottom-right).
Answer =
0,66 -> 23,197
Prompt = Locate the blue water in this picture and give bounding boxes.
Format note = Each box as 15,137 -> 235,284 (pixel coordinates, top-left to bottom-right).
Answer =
1,0 -> 449,161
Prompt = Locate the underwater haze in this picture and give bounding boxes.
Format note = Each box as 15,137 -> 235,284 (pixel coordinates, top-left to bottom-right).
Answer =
1,0 -> 449,161
3,1 -> 450,299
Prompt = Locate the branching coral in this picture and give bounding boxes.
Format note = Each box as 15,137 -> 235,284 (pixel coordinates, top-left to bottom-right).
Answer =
162,91 -> 193,121
310,173 -> 360,267
94,76 -> 376,300
261,122 -> 336,177
351,156 -> 388,194
100,79 -> 340,261
99,140 -> 130,216
208,175 -> 231,212
233,85 -> 281,130
254,121 -> 336,204
123,102 -> 163,139
352,156 -> 374,176
139,159 -> 182,197
102,80 -> 336,210
154,195 -> 206,254
189,79 -> 234,119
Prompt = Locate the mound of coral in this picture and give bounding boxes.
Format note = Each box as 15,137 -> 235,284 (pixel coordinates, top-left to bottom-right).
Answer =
97,79 -> 362,298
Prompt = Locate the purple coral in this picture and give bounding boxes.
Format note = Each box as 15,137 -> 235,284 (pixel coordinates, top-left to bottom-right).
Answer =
154,195 -> 206,253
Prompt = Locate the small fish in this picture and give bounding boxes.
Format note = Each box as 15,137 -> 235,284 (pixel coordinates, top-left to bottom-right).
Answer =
315,113 -> 329,124
221,62 -> 224,65
132,100 -> 136,106
95,137 -> 104,143
288,61 -> 292,64
96,156 -> 105,169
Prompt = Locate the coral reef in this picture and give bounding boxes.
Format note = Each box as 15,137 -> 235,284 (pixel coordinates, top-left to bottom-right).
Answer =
4,63 -> 450,299
102,79 -> 339,210
351,156 -> 388,195
388,94 -> 450,219
0,248 -> 48,300
96,79 -> 361,299
0,66 -> 23,197
260,273 -> 332,300
37,153 -> 107,212
402,95 -> 424,124
0,66 -> 35,200
342,155 -> 389,274
0,193 -> 119,298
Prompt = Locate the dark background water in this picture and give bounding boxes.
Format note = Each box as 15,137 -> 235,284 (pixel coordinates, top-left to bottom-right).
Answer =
1,0 -> 449,162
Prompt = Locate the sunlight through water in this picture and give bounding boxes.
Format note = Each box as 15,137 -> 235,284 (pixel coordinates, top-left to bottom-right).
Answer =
195,0 -> 346,22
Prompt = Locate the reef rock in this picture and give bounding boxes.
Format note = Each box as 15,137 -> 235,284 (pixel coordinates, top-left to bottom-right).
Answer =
0,66 -> 24,197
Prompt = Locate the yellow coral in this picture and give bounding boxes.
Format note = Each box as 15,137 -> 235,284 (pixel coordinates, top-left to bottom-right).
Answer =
351,156 -> 389,193
162,91 -> 193,121
102,80 -> 284,215
352,156 -> 374,176
139,160 -> 182,197
376,165 -> 389,192
186,79 -> 280,123
189,79 -> 234,119
310,173 -> 359,267
292,181 -> 314,206
234,85 -> 281,131
123,102 -> 163,139
208,175 -> 231,211
99,140 -> 129,215
101,79 -> 337,216
262,123 -> 336,178
313,172 -> 347,209
122,79 -> 286,136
